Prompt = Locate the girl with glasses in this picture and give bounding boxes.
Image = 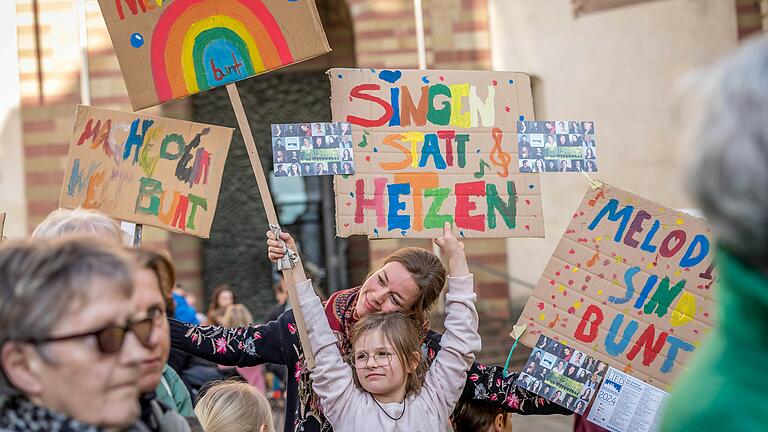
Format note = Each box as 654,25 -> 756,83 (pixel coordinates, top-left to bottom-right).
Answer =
293,222 -> 478,431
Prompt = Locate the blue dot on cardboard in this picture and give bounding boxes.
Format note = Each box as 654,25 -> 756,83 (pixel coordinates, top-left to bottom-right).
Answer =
529,184 -> 535,189
519,115 -> 525,121
130,33 -> 144,48
421,76 -> 430,84
337,74 -> 343,79
373,147 -> 378,152
401,230 -> 407,237
508,79 -> 514,84
349,192 -> 355,197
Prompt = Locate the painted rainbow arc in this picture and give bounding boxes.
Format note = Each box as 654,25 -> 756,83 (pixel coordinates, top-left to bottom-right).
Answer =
151,0 -> 294,103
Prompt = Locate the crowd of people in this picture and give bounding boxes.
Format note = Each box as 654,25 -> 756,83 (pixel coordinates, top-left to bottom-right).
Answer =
1,35 -> 767,432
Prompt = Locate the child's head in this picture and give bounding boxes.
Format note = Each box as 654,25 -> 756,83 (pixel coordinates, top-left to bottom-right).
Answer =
451,400 -> 512,432
221,303 -> 254,328
348,312 -> 427,400
194,380 -> 274,432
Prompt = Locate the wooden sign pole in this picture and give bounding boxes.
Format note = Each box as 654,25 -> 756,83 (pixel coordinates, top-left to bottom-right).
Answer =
0,213 -> 6,241
226,83 -> 315,369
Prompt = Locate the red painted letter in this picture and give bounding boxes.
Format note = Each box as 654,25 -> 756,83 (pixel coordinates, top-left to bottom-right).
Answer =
455,181 -> 486,232
574,304 -> 604,343
346,84 -> 393,128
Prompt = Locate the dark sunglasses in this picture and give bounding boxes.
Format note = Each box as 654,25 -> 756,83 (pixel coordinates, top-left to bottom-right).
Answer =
34,317 -> 154,354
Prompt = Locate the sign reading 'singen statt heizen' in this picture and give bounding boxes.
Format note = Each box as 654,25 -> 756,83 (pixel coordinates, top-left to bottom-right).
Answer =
330,68 -> 545,239
59,105 -> 233,238
518,183 -> 717,390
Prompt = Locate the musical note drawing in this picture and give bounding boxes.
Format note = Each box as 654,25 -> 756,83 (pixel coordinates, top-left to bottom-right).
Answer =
547,313 -> 560,329
489,127 -> 511,178
474,159 -> 491,179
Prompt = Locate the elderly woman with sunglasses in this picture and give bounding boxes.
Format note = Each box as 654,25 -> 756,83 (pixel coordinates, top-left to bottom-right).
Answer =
0,237 -> 155,431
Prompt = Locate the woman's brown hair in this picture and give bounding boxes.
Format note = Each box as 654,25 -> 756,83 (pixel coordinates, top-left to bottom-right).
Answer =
348,312 -> 428,397
133,249 -> 176,316
378,247 -> 446,322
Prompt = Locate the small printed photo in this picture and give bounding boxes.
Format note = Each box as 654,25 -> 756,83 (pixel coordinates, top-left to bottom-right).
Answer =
583,134 -> 596,147
573,400 -> 587,415
580,385 -> 594,401
325,135 -> 340,149
518,373 -> 533,390
568,134 -> 582,146
551,389 -> 566,404
272,137 -> 286,151
285,137 -> 300,151
543,121 -> 557,135
271,124 -> 284,137
571,159 -> 585,172
273,148 -> 288,165
531,147 -> 545,160
273,163 -> 289,177
582,121 -> 595,135
312,123 -> 326,136
525,121 -> 542,133
570,351 -> 586,367
575,367 -> 591,383
529,133 -> 545,147
340,148 -> 354,162
300,163 -> 315,176
328,161 -> 340,175
518,133 -> 530,146
519,159 -> 534,173
545,339 -> 563,356
588,372 -> 602,389
545,160 -> 558,173
544,134 -> 557,148
517,120 -> 527,133
562,346 -> 574,362
299,136 -> 314,151
583,357 -> 597,373
583,147 -> 597,160
298,123 -> 312,137
286,163 -> 301,177
569,121 -> 583,134
532,159 -> 546,173
340,135 -> 352,148
595,361 -> 608,377
315,162 -> 329,175
541,352 -> 557,369
341,161 -> 354,175
557,159 -> 571,172
535,335 -> 550,350
324,122 -> 338,135
552,359 -> 567,375
556,134 -> 569,147
532,349 -> 543,364
556,121 -> 569,134
519,144 -> 533,160
340,122 -> 352,135
530,379 -> 543,393
541,385 -> 555,399
564,363 -> 579,379
585,159 -> 598,172
287,150 -> 300,164
524,359 -> 538,376
563,395 -> 577,410
285,123 -> 300,137
535,365 -> 550,380
311,136 -> 324,150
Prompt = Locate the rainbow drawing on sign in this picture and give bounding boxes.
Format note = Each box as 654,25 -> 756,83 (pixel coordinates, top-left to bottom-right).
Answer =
151,0 -> 294,102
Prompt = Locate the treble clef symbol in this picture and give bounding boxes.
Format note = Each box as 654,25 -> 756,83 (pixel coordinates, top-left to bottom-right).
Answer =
489,127 -> 511,178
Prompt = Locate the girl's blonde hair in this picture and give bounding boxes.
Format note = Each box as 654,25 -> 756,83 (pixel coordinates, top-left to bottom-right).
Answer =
349,312 -> 428,397
221,303 -> 254,328
194,380 -> 275,432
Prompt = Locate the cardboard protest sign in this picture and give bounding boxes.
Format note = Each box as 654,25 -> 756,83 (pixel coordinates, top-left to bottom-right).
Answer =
518,120 -> 598,173
272,122 -> 354,177
572,0 -> 664,16
587,366 -> 669,432
518,334 -> 608,414
59,105 -> 233,238
96,0 -> 331,110
329,68 -> 543,239
518,183 -> 716,389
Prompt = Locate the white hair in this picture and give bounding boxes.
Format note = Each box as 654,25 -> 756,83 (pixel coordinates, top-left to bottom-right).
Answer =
686,35 -> 768,262
32,208 -> 126,245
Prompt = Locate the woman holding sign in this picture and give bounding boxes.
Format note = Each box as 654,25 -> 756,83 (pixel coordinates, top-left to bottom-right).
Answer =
169,233 -> 569,431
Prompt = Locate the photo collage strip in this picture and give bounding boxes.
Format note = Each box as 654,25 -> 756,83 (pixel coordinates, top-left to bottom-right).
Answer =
516,334 -> 608,415
517,120 -> 598,173
271,122 -> 354,177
